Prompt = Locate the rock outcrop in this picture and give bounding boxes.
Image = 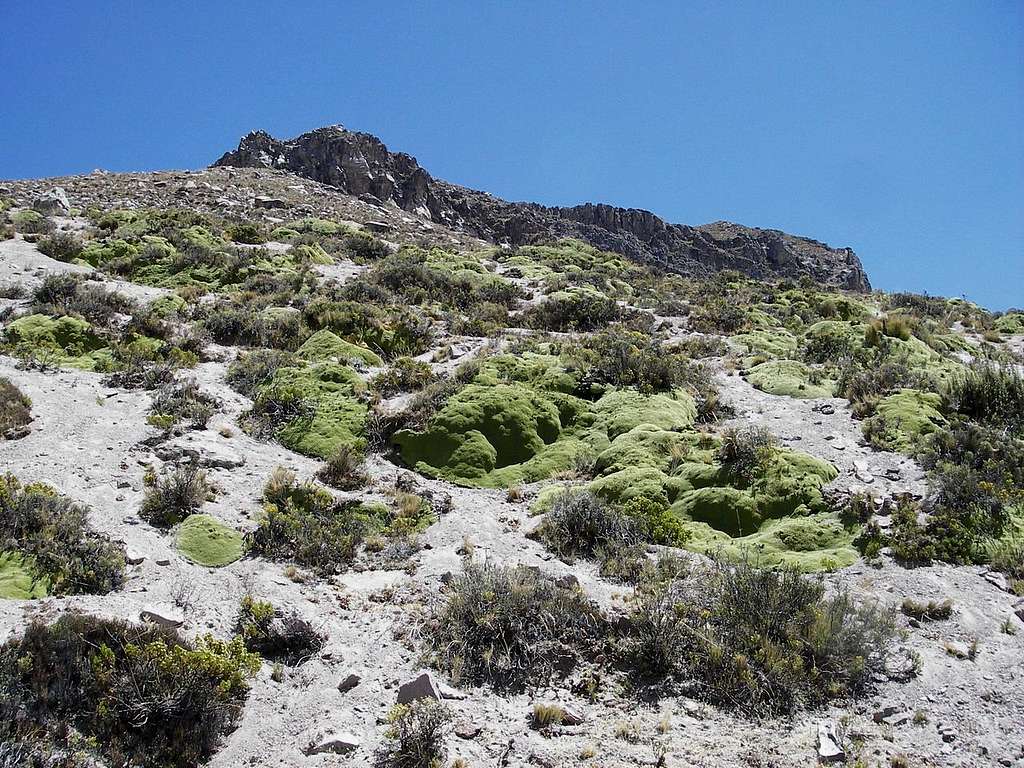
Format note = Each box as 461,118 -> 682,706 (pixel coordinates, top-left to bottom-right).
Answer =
214,126 -> 870,290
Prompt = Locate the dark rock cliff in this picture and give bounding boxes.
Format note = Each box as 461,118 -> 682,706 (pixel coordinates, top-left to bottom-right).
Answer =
214,126 -> 870,290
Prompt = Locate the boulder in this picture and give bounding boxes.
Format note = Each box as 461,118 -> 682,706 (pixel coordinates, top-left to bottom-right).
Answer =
32,187 -> 71,215
337,672 -> 361,694
254,195 -> 287,209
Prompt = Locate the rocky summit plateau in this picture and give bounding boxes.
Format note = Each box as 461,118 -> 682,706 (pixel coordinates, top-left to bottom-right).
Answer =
215,125 -> 871,291
0,126 -> 1022,768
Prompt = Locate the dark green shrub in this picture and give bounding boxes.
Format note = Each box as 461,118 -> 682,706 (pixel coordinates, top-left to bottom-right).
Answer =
148,381 -> 217,430
448,301 -> 510,336
31,274 -> 135,328
948,364 -> 1024,435
537,488 -> 640,559
315,445 -> 368,490
0,613 -> 259,768
203,301 -> 309,351
0,376 -> 32,437
377,699 -> 451,768
139,464 -> 210,528
36,232 -> 84,262
837,354 -> 933,417
522,290 -> 620,332
12,210 -> 53,234
370,356 -> 437,397
0,474 -> 125,596
427,560 -> 607,691
226,349 -> 297,397
717,425 -> 776,485
235,596 -> 325,664
626,558 -> 895,715
245,469 -> 387,574
688,298 -> 749,334
225,222 -> 268,244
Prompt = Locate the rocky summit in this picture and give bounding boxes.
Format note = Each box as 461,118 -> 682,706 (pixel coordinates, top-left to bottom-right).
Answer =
0,129 -> 1021,768
215,125 -> 871,290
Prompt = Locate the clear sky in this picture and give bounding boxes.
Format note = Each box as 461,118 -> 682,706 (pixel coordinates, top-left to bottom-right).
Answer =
1,1 -> 1021,310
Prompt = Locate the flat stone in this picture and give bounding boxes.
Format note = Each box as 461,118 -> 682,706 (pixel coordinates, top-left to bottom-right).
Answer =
396,672 -> 441,704
140,605 -> 184,628
125,549 -> 145,565
254,195 -> 287,209
337,673 -> 361,694
455,721 -> 483,739
303,731 -> 361,755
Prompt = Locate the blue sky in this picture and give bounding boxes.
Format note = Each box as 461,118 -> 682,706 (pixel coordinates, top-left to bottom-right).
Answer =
1,2 -> 1021,310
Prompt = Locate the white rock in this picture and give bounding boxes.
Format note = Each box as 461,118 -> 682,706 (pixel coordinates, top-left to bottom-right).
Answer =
816,720 -> 845,763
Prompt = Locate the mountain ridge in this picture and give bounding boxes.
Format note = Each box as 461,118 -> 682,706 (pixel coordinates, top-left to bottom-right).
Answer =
214,125 -> 871,291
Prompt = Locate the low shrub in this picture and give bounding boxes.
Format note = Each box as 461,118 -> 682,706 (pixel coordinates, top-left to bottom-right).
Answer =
537,488 -> 640,559
625,558 -> 895,716
148,381 -> 217,430
427,560 -> 607,691
226,349 -> 297,397
620,495 -> 691,547
12,209 -> 53,234
139,464 -> 210,528
315,445 -> 368,490
103,355 -> 176,390
717,425 -> 776,485
448,301 -> 509,336
377,699 -> 451,768
224,222 -> 268,244
0,474 -> 125,596
370,356 -> 437,397
948,363 -> 1024,436
0,376 -> 32,437
36,232 -> 83,262
246,469 -> 386,574
0,613 -> 259,768
522,290 -> 620,332
866,315 -> 913,345
901,598 -> 953,621
235,596 -> 325,665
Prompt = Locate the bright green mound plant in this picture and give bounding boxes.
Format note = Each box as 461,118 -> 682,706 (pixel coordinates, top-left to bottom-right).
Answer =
3,313 -> 112,370
176,514 -> 243,567
567,425 -> 850,571
297,328 -> 382,367
393,361 -> 698,487
732,329 -> 799,361
247,360 -> 368,458
994,312 -> 1024,335
862,388 -> 946,453
742,359 -> 834,398
394,382 -> 576,486
0,551 -> 49,599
